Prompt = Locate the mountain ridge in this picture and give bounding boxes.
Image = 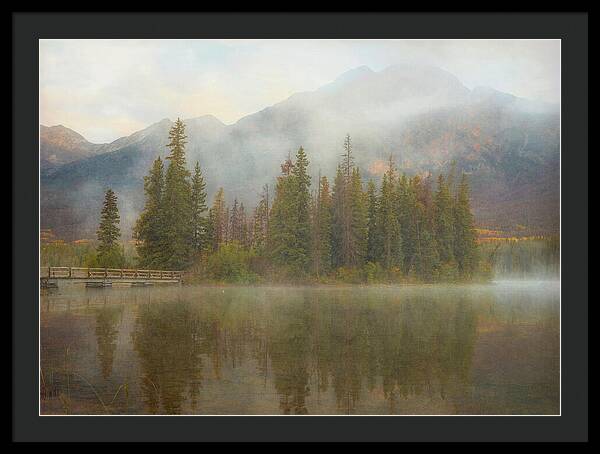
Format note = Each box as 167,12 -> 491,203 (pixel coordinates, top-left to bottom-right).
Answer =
40,65 -> 560,240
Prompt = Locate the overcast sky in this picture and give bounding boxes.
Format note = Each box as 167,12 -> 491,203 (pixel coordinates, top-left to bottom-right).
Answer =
40,39 -> 560,143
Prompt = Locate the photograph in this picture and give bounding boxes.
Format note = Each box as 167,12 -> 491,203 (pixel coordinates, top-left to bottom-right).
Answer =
37,38 -> 562,416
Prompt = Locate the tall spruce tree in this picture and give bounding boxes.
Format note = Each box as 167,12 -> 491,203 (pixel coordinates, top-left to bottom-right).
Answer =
230,198 -> 241,243
270,158 -> 298,270
134,157 -> 165,268
397,173 -> 418,274
454,173 -> 478,278
239,203 -> 249,248
312,175 -> 333,276
208,188 -> 227,251
434,174 -> 455,265
191,161 -> 208,254
412,175 -> 440,280
365,180 -> 379,263
162,118 -> 193,269
332,135 -> 366,268
96,188 -> 123,267
331,165 -> 346,268
350,167 -> 368,267
270,147 -> 312,274
376,157 -> 402,270
291,147 -> 312,272
252,185 -> 270,253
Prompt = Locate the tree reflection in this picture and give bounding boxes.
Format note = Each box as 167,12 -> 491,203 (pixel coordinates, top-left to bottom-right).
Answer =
130,289 -> 478,415
268,295 -> 312,415
94,304 -> 123,379
132,301 -> 203,414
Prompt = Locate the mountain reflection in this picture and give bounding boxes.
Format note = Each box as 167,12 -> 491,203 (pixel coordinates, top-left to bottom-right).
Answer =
128,289 -> 478,415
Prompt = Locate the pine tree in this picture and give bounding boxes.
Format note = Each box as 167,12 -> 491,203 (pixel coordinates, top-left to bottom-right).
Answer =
350,167 -> 368,267
208,188 -> 227,251
332,135 -> 364,268
96,188 -> 123,267
331,165 -> 346,269
191,161 -> 208,254
312,175 -> 333,276
366,180 -> 379,264
162,118 -> 193,269
412,175 -> 440,280
269,147 -> 312,274
239,203 -> 249,248
341,134 -> 354,180
434,174 -> 455,265
376,157 -> 402,270
252,185 -> 270,253
397,173 -> 418,274
454,173 -> 478,278
291,147 -> 312,272
230,198 -> 240,243
134,157 -> 165,268
270,159 -> 298,270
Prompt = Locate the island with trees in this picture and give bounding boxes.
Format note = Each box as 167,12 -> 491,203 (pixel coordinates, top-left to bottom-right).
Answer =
55,119 -> 488,284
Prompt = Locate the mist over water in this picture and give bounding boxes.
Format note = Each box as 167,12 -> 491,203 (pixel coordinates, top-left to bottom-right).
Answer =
40,281 -> 559,415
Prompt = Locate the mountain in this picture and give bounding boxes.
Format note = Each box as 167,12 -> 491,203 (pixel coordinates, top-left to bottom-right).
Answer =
40,64 -> 560,240
40,125 -> 105,173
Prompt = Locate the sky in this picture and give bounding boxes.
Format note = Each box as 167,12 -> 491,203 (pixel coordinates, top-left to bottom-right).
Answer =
40,39 -> 560,144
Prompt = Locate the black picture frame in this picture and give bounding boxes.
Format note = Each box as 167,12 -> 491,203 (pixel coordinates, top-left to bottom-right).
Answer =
13,12 -> 588,442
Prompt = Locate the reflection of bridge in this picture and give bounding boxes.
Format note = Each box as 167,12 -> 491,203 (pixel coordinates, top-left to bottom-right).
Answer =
40,266 -> 183,288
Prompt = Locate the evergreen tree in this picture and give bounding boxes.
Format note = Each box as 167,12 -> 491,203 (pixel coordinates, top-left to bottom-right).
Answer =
397,173 -> 418,274
134,157 -> 165,268
96,188 -> 124,267
291,147 -> 312,272
454,173 -> 478,277
230,198 -> 241,243
252,185 -> 270,253
312,175 -> 333,276
239,202 -> 249,248
349,167 -> 368,267
332,135 -> 365,268
366,180 -> 379,263
270,147 -> 312,274
270,159 -> 299,270
162,118 -> 193,269
412,175 -> 440,280
331,165 -> 346,269
376,157 -> 402,270
434,174 -> 455,265
191,161 -> 208,254
208,188 -> 226,251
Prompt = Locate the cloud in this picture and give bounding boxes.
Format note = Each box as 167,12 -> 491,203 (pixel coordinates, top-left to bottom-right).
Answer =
40,39 -> 560,143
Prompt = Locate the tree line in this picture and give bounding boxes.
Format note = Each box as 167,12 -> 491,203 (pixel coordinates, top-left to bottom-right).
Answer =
95,119 -> 480,282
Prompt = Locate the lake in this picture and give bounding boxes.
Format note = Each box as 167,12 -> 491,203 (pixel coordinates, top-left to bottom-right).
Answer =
40,281 -> 560,415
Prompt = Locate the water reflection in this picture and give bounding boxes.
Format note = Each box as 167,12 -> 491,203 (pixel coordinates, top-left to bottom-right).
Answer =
40,283 -> 560,415
131,290 -> 478,414
132,301 -> 204,414
94,304 -> 123,379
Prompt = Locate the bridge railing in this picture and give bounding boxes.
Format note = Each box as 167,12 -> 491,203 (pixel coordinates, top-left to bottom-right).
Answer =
40,266 -> 183,281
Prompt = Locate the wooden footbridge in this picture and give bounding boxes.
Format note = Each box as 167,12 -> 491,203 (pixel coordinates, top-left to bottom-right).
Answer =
40,266 -> 183,288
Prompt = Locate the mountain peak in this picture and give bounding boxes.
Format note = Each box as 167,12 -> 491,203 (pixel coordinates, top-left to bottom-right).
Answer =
332,65 -> 374,85
185,114 -> 226,127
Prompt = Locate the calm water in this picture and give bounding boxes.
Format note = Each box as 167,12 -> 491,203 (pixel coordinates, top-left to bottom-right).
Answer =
40,282 -> 559,415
